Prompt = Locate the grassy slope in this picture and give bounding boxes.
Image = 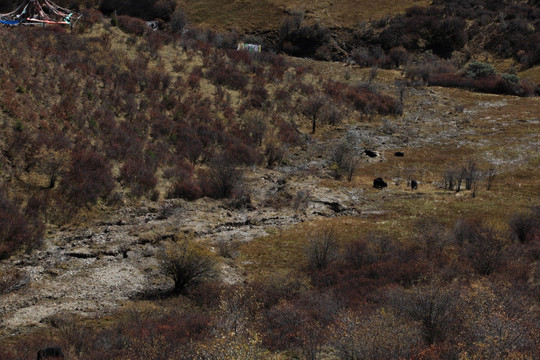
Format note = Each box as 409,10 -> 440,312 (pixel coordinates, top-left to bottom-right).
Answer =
178,0 -> 430,31
238,58 -> 540,279
0,19 -> 539,358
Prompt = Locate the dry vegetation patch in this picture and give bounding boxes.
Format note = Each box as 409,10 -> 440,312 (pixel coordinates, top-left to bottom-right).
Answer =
0,8 -> 539,358
179,0 -> 430,31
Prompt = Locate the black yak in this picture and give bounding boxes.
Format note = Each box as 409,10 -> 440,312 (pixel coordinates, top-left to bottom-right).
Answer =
37,347 -> 64,360
373,177 -> 388,189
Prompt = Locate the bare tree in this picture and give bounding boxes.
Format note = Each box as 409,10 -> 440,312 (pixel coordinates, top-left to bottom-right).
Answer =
465,159 -> 480,191
302,94 -> 328,134
170,7 -> 188,33
368,66 -> 378,84
243,110 -> 267,146
344,153 -> 360,182
485,166 -> 497,190
395,79 -> 406,105
36,147 -> 69,189
402,166 -> 416,187
330,136 -> 361,182
443,164 -> 466,192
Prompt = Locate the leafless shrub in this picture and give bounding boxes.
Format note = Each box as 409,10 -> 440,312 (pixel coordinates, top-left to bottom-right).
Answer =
413,216 -> 450,256
264,141 -> 286,168
306,230 -> 339,270
330,309 -> 422,360
217,240 -> 239,259
199,156 -> 244,199
508,211 -> 539,243
485,166 -> 497,190
0,269 -> 28,294
159,238 -> 218,294
368,66 -> 378,83
401,280 -> 461,344
452,218 -> 507,275
242,110 -> 267,146
293,190 -> 310,211
381,118 -> 397,135
170,7 -> 188,33
330,137 -> 361,182
318,103 -> 342,126
35,147 -> 69,189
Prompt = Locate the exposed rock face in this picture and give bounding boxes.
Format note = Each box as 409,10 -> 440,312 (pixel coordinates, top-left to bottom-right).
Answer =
0,171 -> 366,337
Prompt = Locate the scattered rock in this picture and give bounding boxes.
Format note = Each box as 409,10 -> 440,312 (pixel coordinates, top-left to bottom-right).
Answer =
65,248 -> 97,259
142,245 -> 156,257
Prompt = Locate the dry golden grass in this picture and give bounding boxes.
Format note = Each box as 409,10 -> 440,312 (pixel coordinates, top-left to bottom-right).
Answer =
519,65 -> 540,84
238,76 -> 540,280
178,0 -> 430,31
237,216 -> 378,278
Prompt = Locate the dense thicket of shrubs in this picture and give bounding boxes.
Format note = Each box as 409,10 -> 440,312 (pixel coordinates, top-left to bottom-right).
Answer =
337,0 -> 540,69
279,11 -> 332,59
376,7 -> 467,58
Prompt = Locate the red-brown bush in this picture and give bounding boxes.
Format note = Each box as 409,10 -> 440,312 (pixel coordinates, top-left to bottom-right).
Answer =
117,15 -> 148,36
206,61 -> 249,90
167,180 -> 202,201
60,150 -> 115,208
198,156 -> 244,199
0,187 -> 43,259
81,9 -> 103,27
120,155 -> 158,198
247,79 -> 269,109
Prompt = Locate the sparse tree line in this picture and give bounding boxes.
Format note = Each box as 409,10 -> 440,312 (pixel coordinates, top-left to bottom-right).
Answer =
2,209 -> 538,359
443,159 -> 497,197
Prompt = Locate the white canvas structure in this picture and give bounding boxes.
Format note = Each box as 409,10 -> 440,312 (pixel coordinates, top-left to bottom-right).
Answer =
237,43 -> 262,53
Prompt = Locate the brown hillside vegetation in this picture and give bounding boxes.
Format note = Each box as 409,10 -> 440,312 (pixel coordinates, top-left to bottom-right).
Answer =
0,5 -> 539,360
177,0 -> 431,31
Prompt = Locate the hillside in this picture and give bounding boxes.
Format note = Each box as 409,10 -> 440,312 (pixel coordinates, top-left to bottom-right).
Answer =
0,2 -> 539,359
177,0 -> 431,31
